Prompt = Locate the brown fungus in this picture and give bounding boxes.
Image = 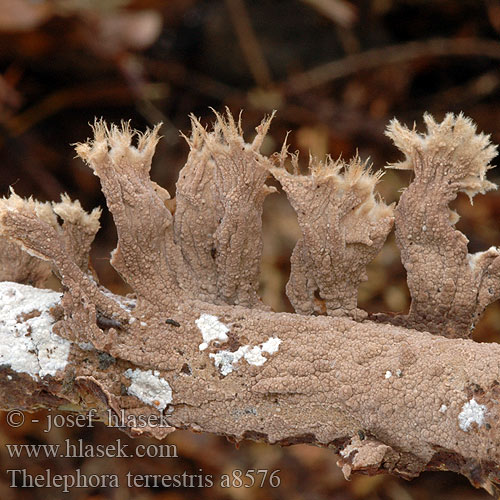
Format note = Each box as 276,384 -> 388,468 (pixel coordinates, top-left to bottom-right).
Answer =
271,152 -> 394,318
0,111 -> 500,495
385,113 -> 500,338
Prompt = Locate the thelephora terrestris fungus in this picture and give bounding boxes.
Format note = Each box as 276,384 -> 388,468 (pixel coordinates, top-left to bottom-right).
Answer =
1,111 -> 500,495
384,113 -> 500,338
0,237 -> 52,287
175,110 -> 276,308
271,152 -> 394,318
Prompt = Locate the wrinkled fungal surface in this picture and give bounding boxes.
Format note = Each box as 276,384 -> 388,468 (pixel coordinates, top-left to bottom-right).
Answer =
384,113 -> 500,338
271,152 -> 394,318
1,111 -> 500,495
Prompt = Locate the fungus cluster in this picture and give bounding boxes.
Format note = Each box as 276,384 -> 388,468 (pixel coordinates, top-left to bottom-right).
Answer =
1,110 -> 500,493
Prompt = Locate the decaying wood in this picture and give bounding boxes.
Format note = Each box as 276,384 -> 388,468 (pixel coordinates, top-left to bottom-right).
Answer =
1,110 -> 500,495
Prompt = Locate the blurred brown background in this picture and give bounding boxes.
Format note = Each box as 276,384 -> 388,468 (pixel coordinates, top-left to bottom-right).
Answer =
1,0 -> 500,498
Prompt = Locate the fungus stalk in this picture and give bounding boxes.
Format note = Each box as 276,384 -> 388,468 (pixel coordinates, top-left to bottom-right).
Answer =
271,152 -> 394,318
383,113 -> 500,338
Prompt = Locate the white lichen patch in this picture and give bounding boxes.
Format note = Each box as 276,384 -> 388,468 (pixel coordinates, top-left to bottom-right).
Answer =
0,281 -> 70,379
196,314 -> 229,351
458,398 -> 487,431
209,349 -> 243,376
261,337 -> 281,355
124,368 -> 172,412
439,404 -> 448,413
209,337 -> 282,376
77,342 -> 95,351
100,286 -> 136,312
385,371 -> 392,379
